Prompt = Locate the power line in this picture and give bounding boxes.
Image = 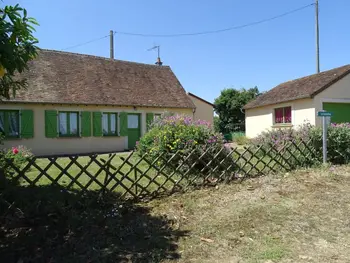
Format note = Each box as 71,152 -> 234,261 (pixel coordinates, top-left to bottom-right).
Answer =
60,3 -> 314,50
114,3 -> 315,38
61,35 -> 109,51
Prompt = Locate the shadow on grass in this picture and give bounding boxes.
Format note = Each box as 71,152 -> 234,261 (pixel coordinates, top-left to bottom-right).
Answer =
0,173 -> 188,263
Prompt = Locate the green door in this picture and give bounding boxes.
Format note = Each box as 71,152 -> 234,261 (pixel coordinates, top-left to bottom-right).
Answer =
323,103 -> 350,123
127,113 -> 141,149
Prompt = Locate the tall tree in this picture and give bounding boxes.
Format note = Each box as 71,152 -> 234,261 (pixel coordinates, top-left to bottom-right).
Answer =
0,4 -> 39,100
214,87 -> 260,133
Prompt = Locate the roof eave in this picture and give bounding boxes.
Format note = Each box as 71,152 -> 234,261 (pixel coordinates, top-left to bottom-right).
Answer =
3,100 -> 196,109
244,95 -> 312,110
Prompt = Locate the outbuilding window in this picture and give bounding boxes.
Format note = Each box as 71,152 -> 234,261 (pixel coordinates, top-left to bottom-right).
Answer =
274,106 -> 292,124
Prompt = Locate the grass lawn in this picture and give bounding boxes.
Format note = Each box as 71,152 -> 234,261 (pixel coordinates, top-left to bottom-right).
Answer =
3,164 -> 350,262
21,153 -> 183,196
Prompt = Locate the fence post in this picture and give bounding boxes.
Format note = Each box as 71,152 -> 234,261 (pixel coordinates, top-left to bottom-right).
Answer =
322,116 -> 328,164
134,167 -> 138,196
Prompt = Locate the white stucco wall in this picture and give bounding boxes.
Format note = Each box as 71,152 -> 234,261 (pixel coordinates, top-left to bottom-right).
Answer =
0,103 -> 193,156
313,73 -> 350,126
245,106 -> 272,138
245,99 -> 316,138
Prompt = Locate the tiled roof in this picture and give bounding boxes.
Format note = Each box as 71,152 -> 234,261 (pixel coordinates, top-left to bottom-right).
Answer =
10,49 -> 195,109
244,64 -> 350,109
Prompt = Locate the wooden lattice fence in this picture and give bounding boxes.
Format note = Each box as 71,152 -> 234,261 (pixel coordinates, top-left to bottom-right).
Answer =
1,140 -> 318,199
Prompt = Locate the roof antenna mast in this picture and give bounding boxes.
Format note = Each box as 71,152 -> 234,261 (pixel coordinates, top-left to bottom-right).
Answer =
148,45 -> 163,66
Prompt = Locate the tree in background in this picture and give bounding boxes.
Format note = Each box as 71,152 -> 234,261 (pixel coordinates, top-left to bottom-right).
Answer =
213,116 -> 220,133
0,4 -> 39,100
214,87 -> 260,134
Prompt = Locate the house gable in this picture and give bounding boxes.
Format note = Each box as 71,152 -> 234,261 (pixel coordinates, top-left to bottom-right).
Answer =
188,93 -> 214,124
314,73 -> 350,126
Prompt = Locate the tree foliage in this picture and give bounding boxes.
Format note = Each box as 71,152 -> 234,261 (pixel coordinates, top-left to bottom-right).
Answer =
213,115 -> 220,132
214,87 -> 260,133
0,4 -> 39,100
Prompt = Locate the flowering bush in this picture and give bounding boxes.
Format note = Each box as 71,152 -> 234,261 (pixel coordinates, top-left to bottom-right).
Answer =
137,114 -> 235,177
0,145 -> 34,176
251,122 -> 350,166
251,123 -> 320,168
252,122 -> 314,150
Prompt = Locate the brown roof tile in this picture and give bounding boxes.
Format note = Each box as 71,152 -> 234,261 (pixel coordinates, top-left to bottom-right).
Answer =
244,64 -> 350,109
10,49 -> 195,109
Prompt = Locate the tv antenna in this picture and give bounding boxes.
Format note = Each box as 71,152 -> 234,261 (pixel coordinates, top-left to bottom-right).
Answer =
148,45 -> 163,66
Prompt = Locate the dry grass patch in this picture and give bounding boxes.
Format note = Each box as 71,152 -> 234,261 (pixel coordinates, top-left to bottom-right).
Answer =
3,165 -> 350,262
148,165 -> 350,263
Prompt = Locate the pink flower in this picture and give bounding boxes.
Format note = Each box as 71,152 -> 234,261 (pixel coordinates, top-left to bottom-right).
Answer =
12,147 -> 19,154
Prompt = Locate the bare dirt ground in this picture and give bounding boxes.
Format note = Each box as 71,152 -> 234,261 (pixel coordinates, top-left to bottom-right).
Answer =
149,165 -> 350,263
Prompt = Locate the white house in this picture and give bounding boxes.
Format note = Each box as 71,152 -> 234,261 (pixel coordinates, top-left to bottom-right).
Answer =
244,64 -> 350,138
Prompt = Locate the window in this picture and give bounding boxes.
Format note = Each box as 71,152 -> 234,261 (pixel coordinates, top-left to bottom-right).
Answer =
128,115 -> 139,128
59,112 -> 79,137
0,110 -> 20,138
274,106 -> 292,124
102,112 -> 118,136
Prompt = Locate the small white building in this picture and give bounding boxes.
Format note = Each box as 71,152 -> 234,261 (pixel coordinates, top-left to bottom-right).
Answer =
187,92 -> 214,125
244,64 -> 350,138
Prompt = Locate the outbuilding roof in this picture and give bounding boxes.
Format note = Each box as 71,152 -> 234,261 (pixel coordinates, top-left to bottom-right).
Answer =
10,49 -> 196,109
244,64 -> 350,109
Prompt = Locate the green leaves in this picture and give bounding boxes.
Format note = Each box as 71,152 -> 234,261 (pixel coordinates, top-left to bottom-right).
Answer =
0,4 -> 39,100
214,87 -> 260,133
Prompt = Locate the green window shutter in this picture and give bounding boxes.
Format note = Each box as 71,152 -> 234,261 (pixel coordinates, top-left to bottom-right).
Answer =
146,113 -> 154,131
93,112 -> 102,137
45,110 -> 57,138
81,111 -> 92,137
119,112 -> 128,136
20,110 -> 34,138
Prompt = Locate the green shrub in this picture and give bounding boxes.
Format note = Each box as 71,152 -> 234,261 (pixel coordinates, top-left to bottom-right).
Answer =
310,123 -> 350,164
137,114 -> 235,178
223,133 -> 232,142
232,133 -> 249,145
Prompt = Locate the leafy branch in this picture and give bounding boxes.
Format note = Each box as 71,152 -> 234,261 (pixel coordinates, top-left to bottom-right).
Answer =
0,4 -> 39,99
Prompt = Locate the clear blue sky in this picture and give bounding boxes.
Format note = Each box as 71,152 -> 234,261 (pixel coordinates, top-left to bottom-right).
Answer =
5,0 -> 350,103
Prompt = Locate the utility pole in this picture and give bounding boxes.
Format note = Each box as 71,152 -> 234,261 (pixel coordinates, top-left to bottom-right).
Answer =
110,30 -> 114,59
315,0 -> 320,73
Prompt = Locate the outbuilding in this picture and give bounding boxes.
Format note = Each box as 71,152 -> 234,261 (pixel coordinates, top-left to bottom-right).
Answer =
244,65 -> 350,138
